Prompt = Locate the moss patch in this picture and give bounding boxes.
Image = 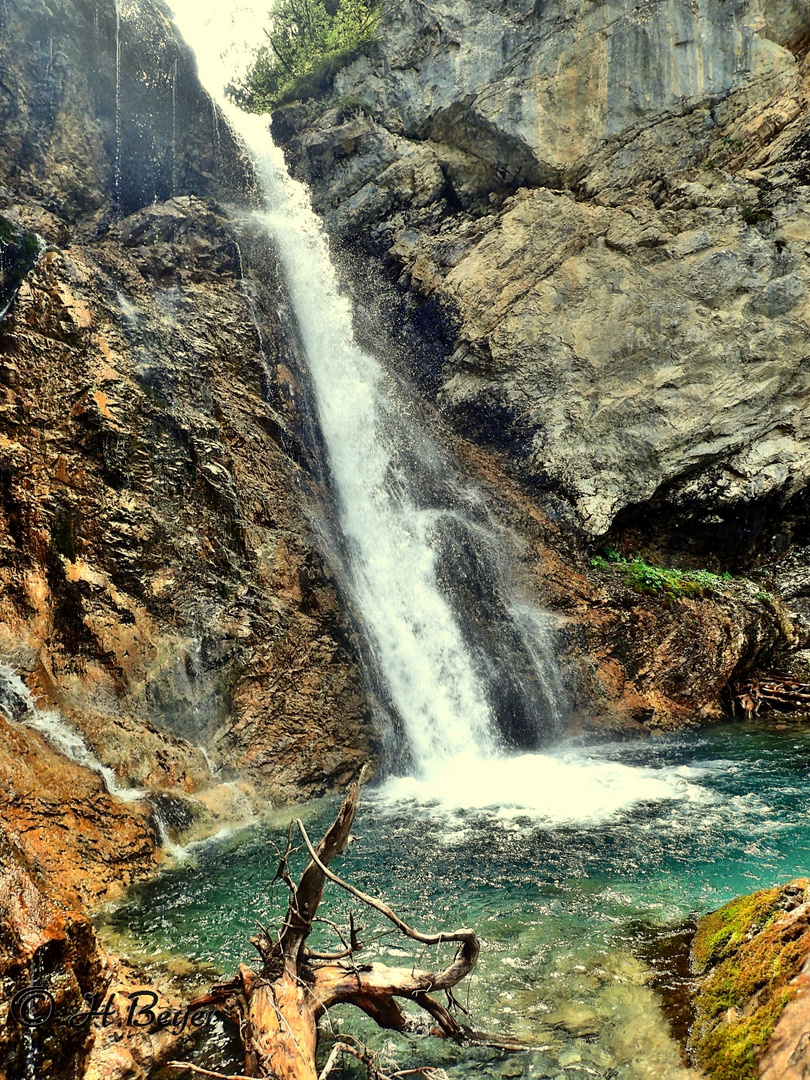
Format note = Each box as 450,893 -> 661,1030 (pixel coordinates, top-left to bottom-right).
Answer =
590,551 -> 733,599
689,880 -> 810,1080
692,887 -> 783,974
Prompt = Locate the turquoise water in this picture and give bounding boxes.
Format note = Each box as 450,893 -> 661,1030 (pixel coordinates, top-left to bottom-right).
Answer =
108,722 -> 810,1079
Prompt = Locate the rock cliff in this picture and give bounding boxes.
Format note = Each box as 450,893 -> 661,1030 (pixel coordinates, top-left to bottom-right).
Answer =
0,0 -> 373,812
263,0 -> 810,727
272,0 -> 810,568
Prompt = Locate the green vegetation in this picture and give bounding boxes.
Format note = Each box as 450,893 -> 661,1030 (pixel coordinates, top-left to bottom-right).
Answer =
138,379 -> 169,410
692,887 -> 782,974
739,203 -> 774,226
229,0 -> 380,112
0,216 -> 15,246
590,550 -> 732,598
707,134 -> 747,170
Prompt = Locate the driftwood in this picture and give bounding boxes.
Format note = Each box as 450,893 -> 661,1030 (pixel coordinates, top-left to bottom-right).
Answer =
734,675 -> 810,719
170,773 -> 509,1080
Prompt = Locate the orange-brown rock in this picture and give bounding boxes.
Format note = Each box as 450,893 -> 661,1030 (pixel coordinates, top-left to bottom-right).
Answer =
0,821 -> 223,1080
0,197 -> 372,800
0,0 -> 373,802
0,713 -> 157,908
0,832 -> 102,1079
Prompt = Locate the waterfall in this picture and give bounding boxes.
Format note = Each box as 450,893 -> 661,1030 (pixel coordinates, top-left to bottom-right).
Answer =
171,56 -> 179,196
165,2 -> 572,778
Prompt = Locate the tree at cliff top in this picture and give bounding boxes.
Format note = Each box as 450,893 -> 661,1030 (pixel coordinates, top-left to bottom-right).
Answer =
169,776 -> 521,1080
229,0 -> 379,111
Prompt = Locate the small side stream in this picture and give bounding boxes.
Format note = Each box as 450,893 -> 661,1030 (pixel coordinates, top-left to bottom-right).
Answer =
105,721 -> 810,1080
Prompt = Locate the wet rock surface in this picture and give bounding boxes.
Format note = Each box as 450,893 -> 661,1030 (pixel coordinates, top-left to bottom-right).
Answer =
0,0 -> 373,802
450,440 -> 791,733
0,195 -> 371,802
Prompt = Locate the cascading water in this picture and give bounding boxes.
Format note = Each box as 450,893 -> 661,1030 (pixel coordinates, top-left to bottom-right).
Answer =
0,664 -> 191,857
163,0 -> 704,821
171,56 -> 179,196
0,662 -> 138,801
236,124 -> 501,771
170,7 -> 520,758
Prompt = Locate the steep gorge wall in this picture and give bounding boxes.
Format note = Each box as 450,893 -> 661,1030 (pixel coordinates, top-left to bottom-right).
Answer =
265,0 -> 810,725
0,0 -> 375,917
273,0 -> 810,565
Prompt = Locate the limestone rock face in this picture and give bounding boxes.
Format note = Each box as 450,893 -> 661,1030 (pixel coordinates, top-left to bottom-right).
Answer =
453,441 -> 789,734
0,715 -> 157,909
0,195 -> 371,802
434,180 -> 810,539
273,0 -> 810,564
0,0 -> 251,231
0,3 -> 376,1067
0,831 -> 104,1079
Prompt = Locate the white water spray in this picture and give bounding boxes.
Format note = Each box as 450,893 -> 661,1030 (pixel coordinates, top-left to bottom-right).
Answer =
170,2 -> 503,769
171,56 -> 179,196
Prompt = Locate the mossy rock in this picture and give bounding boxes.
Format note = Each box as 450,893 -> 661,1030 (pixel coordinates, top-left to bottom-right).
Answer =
689,880 -> 810,1080
692,886 -> 783,974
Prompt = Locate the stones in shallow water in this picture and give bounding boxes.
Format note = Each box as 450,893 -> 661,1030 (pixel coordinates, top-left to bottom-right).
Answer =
547,1005 -> 601,1039
500,1057 -> 525,1077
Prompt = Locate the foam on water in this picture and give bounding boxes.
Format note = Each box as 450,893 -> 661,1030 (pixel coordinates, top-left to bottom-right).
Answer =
374,747 -> 710,825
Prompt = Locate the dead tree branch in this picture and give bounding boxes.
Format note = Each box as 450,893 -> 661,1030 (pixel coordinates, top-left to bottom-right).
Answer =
191,771 -> 510,1080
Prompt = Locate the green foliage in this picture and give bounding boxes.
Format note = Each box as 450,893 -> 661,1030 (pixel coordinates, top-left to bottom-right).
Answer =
333,93 -> 375,117
707,134 -> 747,170
739,204 -> 774,226
590,552 -> 732,599
720,135 -> 746,153
229,0 -> 380,112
